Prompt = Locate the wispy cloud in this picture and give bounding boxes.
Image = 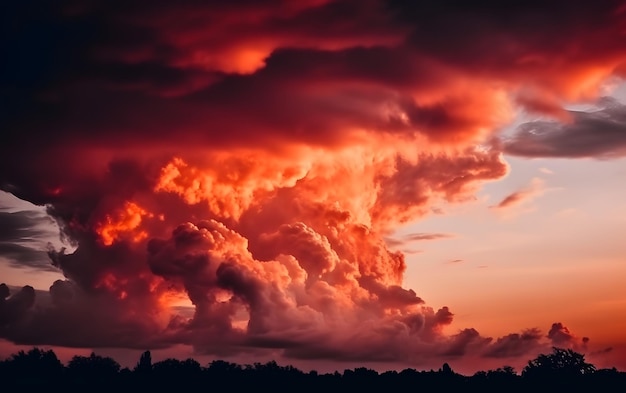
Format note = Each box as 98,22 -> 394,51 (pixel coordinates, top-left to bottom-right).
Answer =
490,177 -> 547,211
386,232 -> 455,248
504,97 -> 626,158
0,209 -> 63,273
539,167 -> 554,175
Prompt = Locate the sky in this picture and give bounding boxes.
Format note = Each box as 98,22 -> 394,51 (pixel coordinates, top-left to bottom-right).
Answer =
1,0 -> 626,374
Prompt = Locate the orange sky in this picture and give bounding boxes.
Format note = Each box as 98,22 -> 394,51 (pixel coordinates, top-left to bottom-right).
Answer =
1,0 -> 626,374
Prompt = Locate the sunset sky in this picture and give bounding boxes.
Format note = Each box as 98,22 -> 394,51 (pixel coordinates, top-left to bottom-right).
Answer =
1,0 -> 626,374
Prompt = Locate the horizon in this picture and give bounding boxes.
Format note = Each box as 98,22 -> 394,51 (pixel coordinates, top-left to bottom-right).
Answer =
0,345 -> 615,377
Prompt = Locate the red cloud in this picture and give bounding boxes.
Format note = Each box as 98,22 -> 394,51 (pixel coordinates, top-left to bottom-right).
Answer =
0,0 -> 623,369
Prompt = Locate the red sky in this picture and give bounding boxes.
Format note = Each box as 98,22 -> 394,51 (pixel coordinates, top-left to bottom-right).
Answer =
1,0 -> 626,374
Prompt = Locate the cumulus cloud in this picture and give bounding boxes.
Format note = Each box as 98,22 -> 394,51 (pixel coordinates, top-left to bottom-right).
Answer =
482,323 -> 588,359
547,322 -> 589,351
0,284 -> 35,326
0,0 -> 622,368
0,280 -> 172,349
484,328 -> 544,358
444,328 -> 492,357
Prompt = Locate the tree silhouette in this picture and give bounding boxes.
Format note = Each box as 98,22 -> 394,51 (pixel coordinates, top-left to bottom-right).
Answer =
0,345 -> 624,391
134,350 -> 152,374
207,359 -> 242,375
67,352 -> 121,384
2,348 -> 63,386
439,362 -> 454,375
153,358 -> 201,376
522,347 -> 596,379
149,358 -> 201,389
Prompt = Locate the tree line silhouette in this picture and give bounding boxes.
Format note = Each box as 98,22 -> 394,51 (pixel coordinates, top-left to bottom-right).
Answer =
0,346 -> 623,392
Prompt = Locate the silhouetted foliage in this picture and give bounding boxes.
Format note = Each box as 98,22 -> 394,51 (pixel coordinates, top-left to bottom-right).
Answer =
134,350 -> 152,374
1,347 -> 64,387
522,347 -> 596,379
520,347 -> 602,390
67,352 -> 121,384
0,346 -> 624,392
440,362 -> 453,374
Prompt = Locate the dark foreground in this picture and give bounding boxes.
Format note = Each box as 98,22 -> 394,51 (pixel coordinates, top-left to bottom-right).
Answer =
1,347 -> 624,392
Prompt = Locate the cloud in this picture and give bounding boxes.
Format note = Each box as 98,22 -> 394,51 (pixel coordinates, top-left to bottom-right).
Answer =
385,232 -> 454,248
482,323 -> 588,359
443,328 -> 492,357
0,280 -> 170,349
484,328 -> 544,358
0,209 -> 63,272
547,322 -> 589,351
539,168 -> 554,175
514,90 -> 572,122
0,0 -> 622,368
490,177 -> 547,211
0,285 -> 35,326
504,97 -> 626,158
591,347 -> 613,355
405,233 -> 454,241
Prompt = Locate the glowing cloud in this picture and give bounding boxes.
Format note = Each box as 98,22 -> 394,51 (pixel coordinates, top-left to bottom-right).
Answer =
1,0 -> 625,370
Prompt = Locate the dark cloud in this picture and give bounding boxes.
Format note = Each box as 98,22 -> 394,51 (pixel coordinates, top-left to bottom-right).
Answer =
393,0 -> 626,82
0,285 -> 35,326
0,243 -> 53,271
484,328 -> 543,358
443,328 -> 491,357
591,347 -> 613,355
504,97 -> 626,158
547,322 -> 587,350
2,1 -> 625,171
0,280 -> 169,349
0,210 -> 56,240
0,209 -> 62,272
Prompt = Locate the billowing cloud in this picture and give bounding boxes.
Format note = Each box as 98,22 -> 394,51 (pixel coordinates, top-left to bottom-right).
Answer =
547,322 -> 589,351
0,0 -> 623,369
444,328 -> 492,357
0,280 -> 169,349
0,284 -> 35,328
484,328 -> 544,358
482,323 -> 588,359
